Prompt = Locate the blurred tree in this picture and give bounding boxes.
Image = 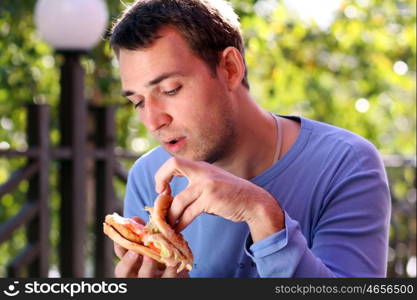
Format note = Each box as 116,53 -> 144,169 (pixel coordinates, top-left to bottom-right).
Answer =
242,0 -> 416,156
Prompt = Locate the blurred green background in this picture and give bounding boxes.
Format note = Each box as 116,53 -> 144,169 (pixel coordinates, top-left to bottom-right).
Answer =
0,0 -> 415,277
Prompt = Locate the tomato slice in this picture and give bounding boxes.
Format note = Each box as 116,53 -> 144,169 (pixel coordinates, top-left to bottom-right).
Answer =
147,242 -> 161,254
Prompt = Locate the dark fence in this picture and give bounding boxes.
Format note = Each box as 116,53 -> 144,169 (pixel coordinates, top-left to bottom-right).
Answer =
0,104 -> 134,277
0,104 -> 415,277
384,155 -> 416,278
0,105 -> 49,277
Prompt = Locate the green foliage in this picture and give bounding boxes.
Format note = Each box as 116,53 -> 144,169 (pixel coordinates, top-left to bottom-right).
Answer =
242,0 -> 416,156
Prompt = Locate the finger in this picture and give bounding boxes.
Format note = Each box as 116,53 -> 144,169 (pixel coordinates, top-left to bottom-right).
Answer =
177,269 -> 190,278
137,255 -> 159,278
114,242 -> 127,259
175,201 -> 201,232
161,184 -> 172,196
168,185 -> 201,227
160,265 -> 189,278
155,157 -> 196,194
114,250 -> 143,277
161,265 -> 178,278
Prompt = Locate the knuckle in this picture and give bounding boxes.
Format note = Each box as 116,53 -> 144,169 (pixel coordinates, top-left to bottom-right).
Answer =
206,176 -> 219,193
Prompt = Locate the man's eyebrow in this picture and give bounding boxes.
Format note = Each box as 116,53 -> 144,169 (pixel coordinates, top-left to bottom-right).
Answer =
146,71 -> 183,87
121,72 -> 184,98
121,90 -> 134,98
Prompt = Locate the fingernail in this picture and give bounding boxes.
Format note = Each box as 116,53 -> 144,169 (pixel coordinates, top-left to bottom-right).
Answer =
128,251 -> 138,259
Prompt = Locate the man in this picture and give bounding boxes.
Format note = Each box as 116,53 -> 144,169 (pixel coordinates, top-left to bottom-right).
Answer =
109,0 -> 390,277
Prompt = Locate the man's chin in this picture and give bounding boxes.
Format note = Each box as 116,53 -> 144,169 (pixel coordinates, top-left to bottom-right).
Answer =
165,149 -> 206,162
161,143 -> 215,162
163,147 -> 191,160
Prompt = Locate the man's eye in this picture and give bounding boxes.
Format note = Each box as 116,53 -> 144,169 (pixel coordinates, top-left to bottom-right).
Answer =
164,85 -> 182,96
134,100 -> 144,109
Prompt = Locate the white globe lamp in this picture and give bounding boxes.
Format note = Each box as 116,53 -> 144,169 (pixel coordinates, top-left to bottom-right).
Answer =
34,0 -> 108,51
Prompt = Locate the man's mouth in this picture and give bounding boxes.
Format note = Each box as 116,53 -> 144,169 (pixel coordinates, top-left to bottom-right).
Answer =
169,138 -> 179,144
163,136 -> 186,153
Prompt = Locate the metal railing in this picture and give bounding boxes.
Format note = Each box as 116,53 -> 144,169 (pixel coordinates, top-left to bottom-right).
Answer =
0,105 -> 49,276
0,104 -> 134,277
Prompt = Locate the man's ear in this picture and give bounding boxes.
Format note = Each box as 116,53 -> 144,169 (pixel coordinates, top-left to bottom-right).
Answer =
218,47 -> 245,91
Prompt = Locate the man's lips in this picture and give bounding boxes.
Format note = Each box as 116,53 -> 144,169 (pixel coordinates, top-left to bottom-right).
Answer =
162,136 -> 186,153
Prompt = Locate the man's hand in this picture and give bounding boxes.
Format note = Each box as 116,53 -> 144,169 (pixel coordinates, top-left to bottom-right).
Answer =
155,157 -> 285,242
113,217 -> 189,278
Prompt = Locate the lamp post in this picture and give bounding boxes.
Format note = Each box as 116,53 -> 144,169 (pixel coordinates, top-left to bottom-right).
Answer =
34,0 -> 108,277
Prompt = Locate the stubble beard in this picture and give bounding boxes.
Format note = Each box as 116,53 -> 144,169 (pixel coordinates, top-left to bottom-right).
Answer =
191,113 -> 237,164
169,84 -> 238,163
159,115 -> 236,163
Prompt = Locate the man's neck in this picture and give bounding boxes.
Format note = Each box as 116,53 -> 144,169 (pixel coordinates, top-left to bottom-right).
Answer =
213,90 -> 278,180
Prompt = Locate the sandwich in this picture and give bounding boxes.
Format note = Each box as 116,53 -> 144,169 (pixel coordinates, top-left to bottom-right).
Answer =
103,194 -> 194,273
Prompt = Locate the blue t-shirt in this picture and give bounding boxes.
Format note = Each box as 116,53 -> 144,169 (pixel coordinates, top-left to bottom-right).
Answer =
124,116 -> 391,277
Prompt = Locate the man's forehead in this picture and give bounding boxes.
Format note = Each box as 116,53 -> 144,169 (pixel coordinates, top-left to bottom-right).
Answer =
118,29 -> 206,91
119,50 -> 188,89
119,27 -> 191,60
119,30 -> 193,68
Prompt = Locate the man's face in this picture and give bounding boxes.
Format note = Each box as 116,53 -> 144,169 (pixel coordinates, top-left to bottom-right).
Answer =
119,27 -> 237,162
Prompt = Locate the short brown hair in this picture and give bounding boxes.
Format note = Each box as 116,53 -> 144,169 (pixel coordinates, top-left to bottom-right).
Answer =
110,0 -> 249,89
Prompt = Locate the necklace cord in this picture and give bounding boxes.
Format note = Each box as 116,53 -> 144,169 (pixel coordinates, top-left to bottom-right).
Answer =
271,113 -> 283,163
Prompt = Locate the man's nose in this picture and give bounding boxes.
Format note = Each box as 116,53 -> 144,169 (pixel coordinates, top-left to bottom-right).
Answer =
142,100 -> 172,132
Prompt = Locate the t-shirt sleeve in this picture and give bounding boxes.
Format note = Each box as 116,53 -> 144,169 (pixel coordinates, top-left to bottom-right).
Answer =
245,140 -> 391,277
244,212 -> 311,277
